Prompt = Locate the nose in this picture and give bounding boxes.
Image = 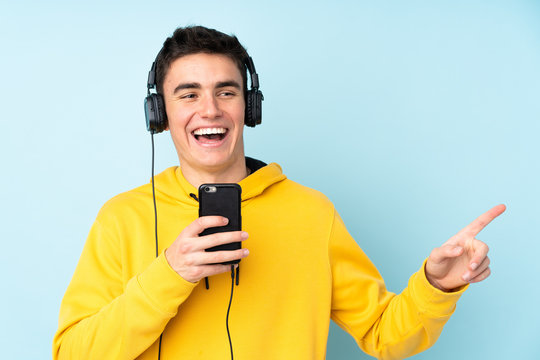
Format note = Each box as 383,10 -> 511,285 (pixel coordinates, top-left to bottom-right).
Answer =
199,94 -> 223,119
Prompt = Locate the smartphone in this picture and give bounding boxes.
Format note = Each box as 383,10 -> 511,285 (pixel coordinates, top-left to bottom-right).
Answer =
198,183 -> 242,265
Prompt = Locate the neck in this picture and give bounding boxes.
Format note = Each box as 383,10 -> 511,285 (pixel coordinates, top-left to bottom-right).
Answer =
180,158 -> 249,190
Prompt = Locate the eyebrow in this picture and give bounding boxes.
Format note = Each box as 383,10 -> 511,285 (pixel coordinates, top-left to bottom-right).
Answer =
173,80 -> 242,95
216,80 -> 242,90
173,82 -> 200,94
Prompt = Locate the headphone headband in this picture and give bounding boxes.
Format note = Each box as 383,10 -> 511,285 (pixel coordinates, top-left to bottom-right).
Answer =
147,48 -> 163,93
245,56 -> 259,90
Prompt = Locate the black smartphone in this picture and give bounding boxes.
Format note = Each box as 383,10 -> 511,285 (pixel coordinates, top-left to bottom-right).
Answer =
198,183 -> 242,265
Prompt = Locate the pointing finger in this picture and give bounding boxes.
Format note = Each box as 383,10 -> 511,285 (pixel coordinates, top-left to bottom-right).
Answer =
458,204 -> 506,238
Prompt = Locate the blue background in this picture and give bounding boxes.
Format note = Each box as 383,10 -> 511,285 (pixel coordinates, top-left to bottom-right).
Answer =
1,0 -> 539,359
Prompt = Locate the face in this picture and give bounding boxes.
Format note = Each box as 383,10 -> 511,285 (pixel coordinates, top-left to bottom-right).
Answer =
162,53 -> 246,176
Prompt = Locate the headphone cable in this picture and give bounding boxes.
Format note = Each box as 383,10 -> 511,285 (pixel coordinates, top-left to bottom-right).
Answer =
151,133 -> 158,257
151,132 -> 164,359
227,265 -> 236,360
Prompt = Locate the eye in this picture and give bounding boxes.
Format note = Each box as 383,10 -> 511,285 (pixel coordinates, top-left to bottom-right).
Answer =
180,93 -> 197,99
218,89 -> 237,97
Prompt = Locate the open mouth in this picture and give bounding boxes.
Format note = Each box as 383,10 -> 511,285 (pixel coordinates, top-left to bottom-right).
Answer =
192,127 -> 228,143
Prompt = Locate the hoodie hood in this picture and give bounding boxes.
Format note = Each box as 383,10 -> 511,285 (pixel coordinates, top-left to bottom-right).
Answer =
152,159 -> 287,207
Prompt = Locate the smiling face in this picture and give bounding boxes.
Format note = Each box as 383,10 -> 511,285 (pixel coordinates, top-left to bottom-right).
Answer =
162,53 -> 247,183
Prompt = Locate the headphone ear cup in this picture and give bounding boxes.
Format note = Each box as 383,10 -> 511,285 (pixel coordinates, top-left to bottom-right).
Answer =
154,94 -> 167,132
245,89 -> 263,127
144,93 -> 168,133
245,90 -> 254,127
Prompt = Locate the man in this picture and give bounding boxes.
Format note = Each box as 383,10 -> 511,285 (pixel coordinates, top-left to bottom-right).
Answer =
53,26 -> 505,359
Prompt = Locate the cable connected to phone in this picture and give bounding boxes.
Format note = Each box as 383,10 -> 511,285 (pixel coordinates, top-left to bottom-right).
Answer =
226,265 -> 236,360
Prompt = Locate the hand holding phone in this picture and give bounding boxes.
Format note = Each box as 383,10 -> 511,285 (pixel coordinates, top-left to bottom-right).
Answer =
198,184 -> 242,265
163,184 -> 247,283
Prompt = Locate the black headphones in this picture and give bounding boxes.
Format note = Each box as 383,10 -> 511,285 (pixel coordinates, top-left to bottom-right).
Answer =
144,51 -> 264,134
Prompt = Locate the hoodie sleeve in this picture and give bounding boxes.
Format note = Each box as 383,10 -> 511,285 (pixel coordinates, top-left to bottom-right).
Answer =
52,218 -> 198,360
329,210 -> 466,360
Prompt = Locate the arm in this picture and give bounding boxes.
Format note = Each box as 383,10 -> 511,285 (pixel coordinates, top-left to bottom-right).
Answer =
53,219 -> 197,360
329,205 -> 504,360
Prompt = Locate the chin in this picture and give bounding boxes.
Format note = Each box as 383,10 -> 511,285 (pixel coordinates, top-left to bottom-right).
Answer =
189,152 -> 242,171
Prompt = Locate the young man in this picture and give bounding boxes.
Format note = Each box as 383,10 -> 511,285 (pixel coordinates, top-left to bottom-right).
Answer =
53,26 -> 505,359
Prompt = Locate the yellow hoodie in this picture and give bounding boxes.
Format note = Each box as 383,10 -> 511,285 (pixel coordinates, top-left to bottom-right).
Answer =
53,162 -> 466,359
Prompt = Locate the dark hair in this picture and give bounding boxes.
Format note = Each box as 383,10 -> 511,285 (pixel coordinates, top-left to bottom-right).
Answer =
155,26 -> 249,96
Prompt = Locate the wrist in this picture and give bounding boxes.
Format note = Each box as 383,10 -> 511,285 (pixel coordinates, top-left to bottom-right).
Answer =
424,264 -> 458,293
425,273 -> 451,292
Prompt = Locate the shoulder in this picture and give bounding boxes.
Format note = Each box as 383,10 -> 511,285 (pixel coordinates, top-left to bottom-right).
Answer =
268,177 -> 335,214
96,182 -> 152,223
281,178 -> 331,200
97,166 -> 178,219
249,161 -> 335,210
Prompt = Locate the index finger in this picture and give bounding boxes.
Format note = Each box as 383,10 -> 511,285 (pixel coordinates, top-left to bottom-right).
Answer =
184,216 -> 229,236
459,204 -> 506,238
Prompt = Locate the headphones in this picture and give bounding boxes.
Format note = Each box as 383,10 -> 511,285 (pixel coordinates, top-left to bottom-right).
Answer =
144,51 -> 264,134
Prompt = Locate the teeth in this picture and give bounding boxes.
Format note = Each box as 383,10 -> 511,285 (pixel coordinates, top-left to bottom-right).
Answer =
193,128 -> 227,136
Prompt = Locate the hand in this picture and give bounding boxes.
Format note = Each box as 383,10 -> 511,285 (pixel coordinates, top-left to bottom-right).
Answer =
425,204 -> 506,292
165,216 -> 249,283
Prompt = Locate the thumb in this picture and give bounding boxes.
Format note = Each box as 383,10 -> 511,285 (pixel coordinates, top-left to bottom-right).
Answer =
429,245 -> 463,264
